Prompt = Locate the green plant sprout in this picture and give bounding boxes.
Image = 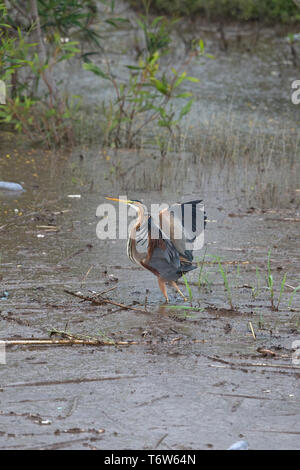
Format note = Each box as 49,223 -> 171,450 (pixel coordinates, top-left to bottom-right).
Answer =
288,285 -> 300,309
267,249 -> 288,311
182,274 -> 193,302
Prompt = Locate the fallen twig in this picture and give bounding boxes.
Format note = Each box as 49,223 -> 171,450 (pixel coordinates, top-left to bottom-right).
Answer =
93,286 -> 117,297
267,218 -> 300,222
205,354 -> 300,370
36,225 -> 59,231
64,288 -> 150,315
192,260 -> 250,266
248,321 -> 256,340
80,265 -> 94,286
4,338 -> 139,346
155,433 -> 168,449
3,336 -> 205,348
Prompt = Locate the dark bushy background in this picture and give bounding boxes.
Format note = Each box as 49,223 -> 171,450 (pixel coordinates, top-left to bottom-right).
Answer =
129,0 -> 300,23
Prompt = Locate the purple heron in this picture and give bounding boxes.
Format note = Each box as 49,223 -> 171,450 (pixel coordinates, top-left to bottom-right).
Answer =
106,197 -> 206,302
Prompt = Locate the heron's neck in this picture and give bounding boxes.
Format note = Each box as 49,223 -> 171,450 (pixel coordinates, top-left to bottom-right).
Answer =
127,208 -> 144,264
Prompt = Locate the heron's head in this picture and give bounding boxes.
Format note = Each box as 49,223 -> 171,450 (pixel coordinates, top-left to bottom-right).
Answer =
105,197 -> 143,213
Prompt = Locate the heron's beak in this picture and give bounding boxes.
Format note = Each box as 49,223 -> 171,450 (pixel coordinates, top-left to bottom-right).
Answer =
105,197 -> 132,204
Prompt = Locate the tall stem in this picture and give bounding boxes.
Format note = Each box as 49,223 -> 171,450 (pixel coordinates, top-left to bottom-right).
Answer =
29,0 -> 57,106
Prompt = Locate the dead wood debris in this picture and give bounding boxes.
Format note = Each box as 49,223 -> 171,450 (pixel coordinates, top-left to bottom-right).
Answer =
64,288 -> 150,315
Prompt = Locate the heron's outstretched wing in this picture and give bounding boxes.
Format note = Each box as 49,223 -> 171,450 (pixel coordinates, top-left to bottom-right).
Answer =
146,216 -> 180,267
135,215 -> 179,274
158,200 -> 206,258
139,216 -> 196,281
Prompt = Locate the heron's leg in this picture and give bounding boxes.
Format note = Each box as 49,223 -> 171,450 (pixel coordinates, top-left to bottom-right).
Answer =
171,281 -> 188,301
158,278 -> 168,303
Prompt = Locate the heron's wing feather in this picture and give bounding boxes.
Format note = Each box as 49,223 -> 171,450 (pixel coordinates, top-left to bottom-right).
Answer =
159,200 -> 206,256
137,215 -> 198,281
134,214 -> 175,255
136,215 -> 180,276
147,216 -> 180,267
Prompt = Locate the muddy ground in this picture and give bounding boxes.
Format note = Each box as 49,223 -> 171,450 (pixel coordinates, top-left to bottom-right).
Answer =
0,15 -> 300,450
0,143 -> 299,450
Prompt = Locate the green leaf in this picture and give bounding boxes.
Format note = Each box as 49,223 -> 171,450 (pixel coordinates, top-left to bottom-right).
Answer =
106,18 -> 129,27
186,76 -> 199,83
83,62 -> 109,79
152,79 -> 168,95
179,99 -> 193,119
288,285 -> 300,307
125,65 -> 144,70
182,274 -> 193,302
174,76 -> 185,88
136,18 -> 146,32
175,92 -> 193,98
158,107 -> 166,117
151,16 -> 165,27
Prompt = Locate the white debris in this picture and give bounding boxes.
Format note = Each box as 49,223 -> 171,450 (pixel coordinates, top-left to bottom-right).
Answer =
0,182 -> 24,191
227,440 -> 249,450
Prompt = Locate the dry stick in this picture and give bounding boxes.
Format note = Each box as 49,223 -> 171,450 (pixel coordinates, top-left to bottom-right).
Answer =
155,433 -> 169,449
267,217 -> 300,222
80,265 -> 94,286
4,338 -> 138,347
64,288 -> 150,315
198,260 -> 250,265
248,321 -> 256,340
4,337 -> 204,348
93,286 -> 117,297
243,363 -> 300,370
205,355 -> 300,370
286,283 -> 297,290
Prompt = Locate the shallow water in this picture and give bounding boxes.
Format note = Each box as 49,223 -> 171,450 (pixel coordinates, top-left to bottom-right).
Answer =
60,15 -> 300,129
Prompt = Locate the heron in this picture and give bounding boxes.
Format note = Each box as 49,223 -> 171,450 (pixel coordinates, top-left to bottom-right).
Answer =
105,197 -> 206,302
